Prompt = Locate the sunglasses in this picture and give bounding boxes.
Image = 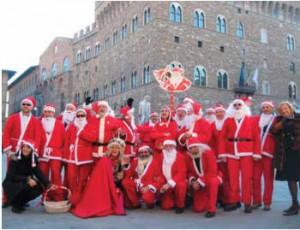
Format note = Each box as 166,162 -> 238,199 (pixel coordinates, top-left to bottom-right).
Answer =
22,103 -> 32,106
233,103 -> 242,107
76,114 -> 86,118
139,151 -> 149,154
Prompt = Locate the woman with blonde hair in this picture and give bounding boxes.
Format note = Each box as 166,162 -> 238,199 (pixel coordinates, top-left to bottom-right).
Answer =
270,101 -> 300,216
72,138 -> 127,218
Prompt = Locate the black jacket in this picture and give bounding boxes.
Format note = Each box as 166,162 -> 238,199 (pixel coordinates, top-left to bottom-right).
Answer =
2,155 -> 49,202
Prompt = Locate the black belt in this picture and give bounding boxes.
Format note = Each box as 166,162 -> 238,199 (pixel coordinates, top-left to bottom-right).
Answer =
93,142 -> 108,146
228,138 -> 252,142
125,141 -> 135,146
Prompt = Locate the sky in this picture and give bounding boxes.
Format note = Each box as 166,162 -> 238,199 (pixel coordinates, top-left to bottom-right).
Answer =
0,0 -> 95,83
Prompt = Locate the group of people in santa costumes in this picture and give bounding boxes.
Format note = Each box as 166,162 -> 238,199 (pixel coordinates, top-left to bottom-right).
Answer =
2,94 -> 278,218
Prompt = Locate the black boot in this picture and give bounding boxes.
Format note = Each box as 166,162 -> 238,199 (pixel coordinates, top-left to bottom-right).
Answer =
244,205 -> 252,214
252,203 -> 262,210
224,203 -> 238,211
205,211 -> 216,218
283,203 -> 299,216
174,207 -> 184,214
11,206 -> 25,214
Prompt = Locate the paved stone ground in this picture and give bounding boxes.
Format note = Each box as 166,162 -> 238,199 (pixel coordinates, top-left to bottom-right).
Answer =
2,156 -> 300,229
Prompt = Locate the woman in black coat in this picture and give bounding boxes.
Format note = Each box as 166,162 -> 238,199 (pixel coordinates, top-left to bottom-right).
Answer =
270,101 -> 300,216
2,140 -> 50,213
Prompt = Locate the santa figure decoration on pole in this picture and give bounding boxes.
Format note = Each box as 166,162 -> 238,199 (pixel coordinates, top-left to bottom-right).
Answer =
153,61 -> 192,113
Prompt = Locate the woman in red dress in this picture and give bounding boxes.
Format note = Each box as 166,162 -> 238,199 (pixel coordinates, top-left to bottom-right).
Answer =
71,138 -> 127,218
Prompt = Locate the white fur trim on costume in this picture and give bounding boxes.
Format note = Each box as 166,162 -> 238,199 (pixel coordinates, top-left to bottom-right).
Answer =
76,108 -> 87,115
236,152 -> 253,157
189,176 -> 196,185
163,140 -> 176,146
178,133 -> 187,146
148,184 -> 157,193
218,153 -> 239,160
3,145 -> 12,153
43,106 -> 55,113
187,143 -> 211,151
261,101 -> 274,108
197,178 -> 206,187
138,145 -> 151,152
21,98 -> 33,106
167,179 -> 176,188
262,152 -> 273,158
123,162 -> 131,170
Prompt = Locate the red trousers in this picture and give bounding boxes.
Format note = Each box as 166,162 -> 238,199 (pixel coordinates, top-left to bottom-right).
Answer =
253,157 -> 274,206
67,163 -> 92,205
217,162 -> 230,205
122,178 -> 156,208
227,156 -> 253,205
39,160 -> 63,201
160,181 -> 187,209
192,177 -> 219,213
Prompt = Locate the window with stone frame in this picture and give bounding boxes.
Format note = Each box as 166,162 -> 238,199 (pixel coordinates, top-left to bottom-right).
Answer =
236,22 -> 244,39
85,47 -> 91,60
121,24 -> 128,40
143,66 -> 151,84
111,81 -> 117,96
120,76 -> 126,93
105,37 -> 110,50
63,57 -> 69,72
287,34 -> 295,51
113,31 -> 119,46
193,9 -> 205,29
288,81 -> 297,99
260,28 -> 268,44
144,7 -> 151,25
289,62 -> 296,73
95,42 -> 101,56
217,70 -> 229,89
131,71 -> 137,89
169,3 -> 182,23
51,63 -> 57,77
41,68 -> 47,80
132,16 -> 138,32
262,80 -> 271,95
76,50 -> 82,64
93,88 -> 99,100
103,84 -> 108,98
216,15 -> 226,33
194,66 -> 207,87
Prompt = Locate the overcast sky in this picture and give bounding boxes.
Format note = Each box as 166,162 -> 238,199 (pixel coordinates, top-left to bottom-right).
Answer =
0,0 -> 95,83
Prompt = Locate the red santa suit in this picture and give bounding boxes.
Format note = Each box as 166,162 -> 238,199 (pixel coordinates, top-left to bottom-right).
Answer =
252,109 -> 276,207
40,116 -> 65,200
117,118 -> 137,156
218,101 -> 261,206
186,138 -> 222,213
157,140 -> 187,210
64,113 -> 94,205
78,101 -> 121,157
122,146 -> 163,208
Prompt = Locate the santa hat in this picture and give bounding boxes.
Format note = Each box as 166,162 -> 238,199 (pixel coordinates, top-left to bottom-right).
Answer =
120,106 -> 134,117
186,137 -> 211,151
163,139 -> 177,147
17,139 -> 38,167
232,98 -> 245,106
192,103 -> 203,116
76,108 -> 87,115
176,104 -> 188,113
65,102 -> 77,111
214,104 -> 226,112
183,97 -> 195,104
205,107 -> 215,114
43,104 -> 56,113
138,144 -> 152,153
261,101 -> 275,108
240,96 -> 253,106
150,112 -> 159,117
21,96 -> 36,109
92,100 -> 109,114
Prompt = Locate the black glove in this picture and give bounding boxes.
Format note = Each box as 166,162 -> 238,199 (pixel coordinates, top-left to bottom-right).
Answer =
85,96 -> 94,105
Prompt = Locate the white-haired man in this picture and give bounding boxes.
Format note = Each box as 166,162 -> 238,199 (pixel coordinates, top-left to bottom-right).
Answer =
158,140 -> 187,214
218,98 -> 261,213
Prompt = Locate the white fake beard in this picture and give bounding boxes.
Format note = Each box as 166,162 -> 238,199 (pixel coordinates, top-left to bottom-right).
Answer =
185,114 -> 196,129
63,111 -> 75,124
162,149 -> 177,165
215,118 -> 225,131
259,114 -> 273,128
205,115 -> 216,124
74,118 -> 87,129
234,109 -> 246,120
42,117 -> 55,133
174,115 -> 187,128
137,155 -> 152,176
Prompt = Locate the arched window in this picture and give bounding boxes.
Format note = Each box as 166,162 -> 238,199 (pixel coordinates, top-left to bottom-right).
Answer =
289,82 -> 297,99
120,76 -> 126,93
93,88 -> 99,100
193,9 -> 205,29
260,28 -> 268,44
193,66 -> 207,87
76,50 -> 82,64
170,3 -> 182,23
262,80 -> 271,95
216,15 -> 226,33
51,63 -> 57,77
95,42 -> 101,56
144,7 -> 151,25
131,71 -> 137,89
113,31 -> 118,46
85,47 -> 91,60
287,34 -> 295,51
236,22 -> 244,39
111,81 -> 117,96
41,68 -> 47,81
132,16 -> 138,32
143,66 -> 151,84
121,24 -> 128,40
63,57 -> 69,73
217,70 -> 229,89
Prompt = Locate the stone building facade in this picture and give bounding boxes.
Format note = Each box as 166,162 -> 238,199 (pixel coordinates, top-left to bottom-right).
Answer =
8,1 -> 300,117
7,66 -> 39,114
2,70 -> 16,128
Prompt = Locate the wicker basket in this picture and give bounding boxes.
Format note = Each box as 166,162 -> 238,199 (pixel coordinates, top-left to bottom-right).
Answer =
43,186 -> 71,213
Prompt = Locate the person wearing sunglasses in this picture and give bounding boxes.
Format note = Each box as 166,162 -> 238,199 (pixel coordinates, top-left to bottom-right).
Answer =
39,104 -> 65,201
218,98 -> 261,214
2,96 -> 43,208
64,108 -> 93,206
